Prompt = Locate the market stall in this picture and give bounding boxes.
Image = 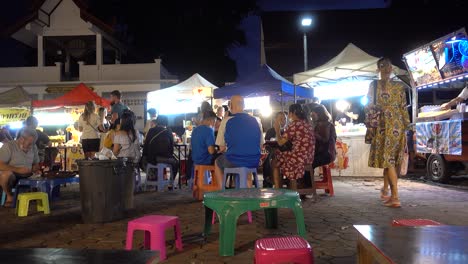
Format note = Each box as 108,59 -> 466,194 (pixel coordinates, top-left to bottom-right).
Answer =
403,28 -> 468,183
214,64 -> 313,122
32,83 -> 111,171
294,43 -> 407,177
0,86 -> 32,129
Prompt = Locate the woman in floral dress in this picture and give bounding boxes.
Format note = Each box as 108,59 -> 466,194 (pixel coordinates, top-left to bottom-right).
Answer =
273,104 -> 315,190
367,58 -> 410,208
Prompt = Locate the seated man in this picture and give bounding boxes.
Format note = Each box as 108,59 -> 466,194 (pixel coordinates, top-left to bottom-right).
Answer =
17,116 -> 50,163
143,115 -> 178,178
191,111 -> 219,166
214,95 -> 262,188
0,128 -> 40,207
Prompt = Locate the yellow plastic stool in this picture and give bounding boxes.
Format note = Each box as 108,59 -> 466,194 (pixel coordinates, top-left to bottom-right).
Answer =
16,192 -> 50,217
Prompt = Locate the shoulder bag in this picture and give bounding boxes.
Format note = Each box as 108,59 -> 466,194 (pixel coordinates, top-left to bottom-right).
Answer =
364,81 -> 381,144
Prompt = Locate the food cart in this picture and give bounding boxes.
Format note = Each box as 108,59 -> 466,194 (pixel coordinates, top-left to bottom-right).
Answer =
402,28 -> 468,182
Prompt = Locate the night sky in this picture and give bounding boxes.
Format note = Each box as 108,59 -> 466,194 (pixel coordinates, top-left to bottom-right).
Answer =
0,0 -> 467,85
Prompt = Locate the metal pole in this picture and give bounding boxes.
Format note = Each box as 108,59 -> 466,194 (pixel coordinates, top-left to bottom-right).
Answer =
294,85 -> 297,103
303,32 -> 308,71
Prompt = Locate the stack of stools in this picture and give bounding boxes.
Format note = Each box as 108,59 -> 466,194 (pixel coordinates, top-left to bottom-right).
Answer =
125,215 -> 183,261
254,236 -> 314,264
315,165 -> 334,196
16,192 -> 50,217
192,165 -> 220,201
144,163 -> 174,191
392,219 -> 443,226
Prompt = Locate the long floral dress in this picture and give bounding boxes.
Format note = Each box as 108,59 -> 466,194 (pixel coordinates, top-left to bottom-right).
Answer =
368,80 -> 410,168
277,119 -> 315,180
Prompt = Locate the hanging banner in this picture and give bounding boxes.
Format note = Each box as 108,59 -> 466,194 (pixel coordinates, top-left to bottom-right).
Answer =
0,108 -> 30,126
416,120 -> 462,155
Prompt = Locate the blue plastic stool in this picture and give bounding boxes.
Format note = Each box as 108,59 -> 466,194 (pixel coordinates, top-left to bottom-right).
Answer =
222,167 -> 259,189
145,163 -> 174,191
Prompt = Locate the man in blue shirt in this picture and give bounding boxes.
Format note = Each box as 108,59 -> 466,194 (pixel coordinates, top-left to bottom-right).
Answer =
191,111 -> 218,165
214,95 -> 262,188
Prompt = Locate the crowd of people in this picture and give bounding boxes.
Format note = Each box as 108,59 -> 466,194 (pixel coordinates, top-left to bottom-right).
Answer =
0,58 -> 409,208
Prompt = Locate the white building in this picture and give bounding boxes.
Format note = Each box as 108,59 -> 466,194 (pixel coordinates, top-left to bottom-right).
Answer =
0,0 -> 177,130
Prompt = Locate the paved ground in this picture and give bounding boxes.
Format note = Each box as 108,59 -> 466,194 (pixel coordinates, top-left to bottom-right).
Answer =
1,177 -> 468,264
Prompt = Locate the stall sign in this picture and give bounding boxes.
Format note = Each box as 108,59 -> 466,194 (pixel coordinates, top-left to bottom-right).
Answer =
416,120 -> 461,155
192,87 -> 212,97
0,108 -> 30,125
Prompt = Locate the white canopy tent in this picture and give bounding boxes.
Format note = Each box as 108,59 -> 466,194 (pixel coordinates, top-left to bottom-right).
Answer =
147,73 -> 218,115
293,43 -> 406,100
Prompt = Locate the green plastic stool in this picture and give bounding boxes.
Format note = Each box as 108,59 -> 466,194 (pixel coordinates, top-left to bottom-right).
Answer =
203,188 -> 306,256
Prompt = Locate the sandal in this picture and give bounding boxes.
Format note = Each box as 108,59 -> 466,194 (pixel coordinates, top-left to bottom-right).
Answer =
380,188 -> 390,200
383,197 -> 401,208
2,201 -> 14,208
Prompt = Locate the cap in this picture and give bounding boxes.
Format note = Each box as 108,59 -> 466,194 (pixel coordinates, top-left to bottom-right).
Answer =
147,108 -> 157,115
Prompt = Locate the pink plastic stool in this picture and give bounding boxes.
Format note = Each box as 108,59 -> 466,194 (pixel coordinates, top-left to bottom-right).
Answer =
392,219 -> 443,227
125,215 -> 183,261
211,211 -> 252,224
254,236 -> 314,264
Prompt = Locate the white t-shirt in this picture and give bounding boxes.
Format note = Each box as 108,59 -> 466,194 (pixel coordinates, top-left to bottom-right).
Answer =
457,87 -> 468,100
114,130 -> 141,160
78,113 -> 100,139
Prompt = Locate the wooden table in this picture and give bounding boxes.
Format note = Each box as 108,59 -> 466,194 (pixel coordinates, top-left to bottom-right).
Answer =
354,225 -> 468,264
203,188 -> 306,256
0,248 -> 159,264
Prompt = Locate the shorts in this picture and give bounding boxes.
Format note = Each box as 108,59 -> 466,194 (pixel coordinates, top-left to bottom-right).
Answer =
215,154 -> 238,171
8,172 -> 32,188
82,138 -> 100,153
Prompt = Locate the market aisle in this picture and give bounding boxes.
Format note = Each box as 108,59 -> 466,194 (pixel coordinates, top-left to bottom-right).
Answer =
1,178 -> 468,264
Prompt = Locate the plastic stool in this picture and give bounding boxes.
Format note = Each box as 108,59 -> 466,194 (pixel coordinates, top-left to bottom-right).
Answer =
315,165 -> 334,196
223,167 -> 259,189
392,219 -> 443,226
16,192 -> 50,217
220,167 -> 257,224
254,236 -> 314,264
192,165 -> 220,201
125,215 -> 183,261
145,163 -> 174,191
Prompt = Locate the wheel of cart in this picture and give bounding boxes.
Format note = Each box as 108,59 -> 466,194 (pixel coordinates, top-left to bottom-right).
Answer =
426,154 -> 451,183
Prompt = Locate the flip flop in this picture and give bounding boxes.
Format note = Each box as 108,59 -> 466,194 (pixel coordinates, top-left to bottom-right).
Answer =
2,201 -> 14,208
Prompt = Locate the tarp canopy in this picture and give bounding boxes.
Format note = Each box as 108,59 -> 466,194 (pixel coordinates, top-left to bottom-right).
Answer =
147,73 -> 217,99
147,73 -> 217,115
32,83 -> 110,108
214,64 -> 313,99
293,43 -> 406,86
0,86 -> 32,108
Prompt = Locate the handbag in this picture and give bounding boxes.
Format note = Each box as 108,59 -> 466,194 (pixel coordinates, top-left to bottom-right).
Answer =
278,140 -> 293,152
364,81 -> 382,128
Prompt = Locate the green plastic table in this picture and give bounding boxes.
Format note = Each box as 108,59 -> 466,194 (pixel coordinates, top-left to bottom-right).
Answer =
203,188 -> 306,256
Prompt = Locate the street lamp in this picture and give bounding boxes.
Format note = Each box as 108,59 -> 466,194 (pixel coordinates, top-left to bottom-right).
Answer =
301,17 -> 312,71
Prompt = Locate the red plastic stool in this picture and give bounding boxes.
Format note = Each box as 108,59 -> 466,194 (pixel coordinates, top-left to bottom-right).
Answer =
254,236 -> 314,264
315,165 -> 334,196
392,219 -> 443,226
125,215 -> 183,261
